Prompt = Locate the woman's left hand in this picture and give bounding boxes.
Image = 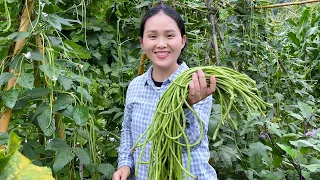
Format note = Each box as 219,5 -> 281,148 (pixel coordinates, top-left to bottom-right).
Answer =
187,69 -> 216,106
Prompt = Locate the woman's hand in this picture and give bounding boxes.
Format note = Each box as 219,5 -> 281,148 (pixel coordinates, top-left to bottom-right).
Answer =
112,166 -> 131,180
187,69 -> 216,106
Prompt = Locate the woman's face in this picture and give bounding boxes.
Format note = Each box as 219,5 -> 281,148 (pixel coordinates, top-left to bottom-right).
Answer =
140,12 -> 186,71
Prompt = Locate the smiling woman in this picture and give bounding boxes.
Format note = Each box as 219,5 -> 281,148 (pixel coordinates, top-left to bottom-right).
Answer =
139,10 -> 186,82
112,4 -> 217,180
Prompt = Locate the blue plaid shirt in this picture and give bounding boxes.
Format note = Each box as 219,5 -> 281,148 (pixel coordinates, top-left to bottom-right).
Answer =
118,62 -> 217,180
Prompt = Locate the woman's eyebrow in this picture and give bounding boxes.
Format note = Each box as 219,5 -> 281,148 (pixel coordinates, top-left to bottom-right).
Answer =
145,29 -> 176,34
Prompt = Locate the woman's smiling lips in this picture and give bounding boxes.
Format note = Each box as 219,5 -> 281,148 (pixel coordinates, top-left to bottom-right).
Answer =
155,51 -> 170,59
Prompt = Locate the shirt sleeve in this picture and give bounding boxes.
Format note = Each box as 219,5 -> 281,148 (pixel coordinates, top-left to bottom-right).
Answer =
117,86 -> 134,170
182,95 -> 212,146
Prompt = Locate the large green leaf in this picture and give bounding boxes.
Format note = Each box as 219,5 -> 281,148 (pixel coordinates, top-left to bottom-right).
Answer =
277,143 -> 299,158
0,133 -> 20,173
300,164 -> 320,172
58,75 -> 73,90
248,142 -> 272,168
287,32 -> 300,47
298,101 -> 313,119
13,32 -> 30,42
2,89 -> 19,108
0,151 -> 54,180
75,86 -> 92,103
29,51 -> 47,61
46,138 -> 70,152
73,105 -> 89,126
17,72 -> 34,89
53,150 -> 75,173
64,40 -> 91,59
0,132 -> 54,180
37,108 -> 55,137
0,72 -> 14,86
53,94 -> 74,112
0,132 -> 9,146
97,163 -> 115,179
74,147 -> 91,166
290,140 -> 320,152
22,88 -> 51,99
39,64 -> 60,81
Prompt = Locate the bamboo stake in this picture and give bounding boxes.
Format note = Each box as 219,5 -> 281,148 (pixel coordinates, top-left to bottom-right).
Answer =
205,0 -> 220,65
255,0 -> 320,9
0,0 -> 34,132
138,53 -> 147,75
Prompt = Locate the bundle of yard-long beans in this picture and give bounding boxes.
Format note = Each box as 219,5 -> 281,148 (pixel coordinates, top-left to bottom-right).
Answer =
132,66 -> 272,180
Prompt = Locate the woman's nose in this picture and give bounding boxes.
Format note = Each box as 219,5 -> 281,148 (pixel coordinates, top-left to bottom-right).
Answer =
157,38 -> 167,48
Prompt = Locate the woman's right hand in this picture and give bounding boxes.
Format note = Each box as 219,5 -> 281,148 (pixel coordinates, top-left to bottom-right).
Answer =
112,166 -> 131,180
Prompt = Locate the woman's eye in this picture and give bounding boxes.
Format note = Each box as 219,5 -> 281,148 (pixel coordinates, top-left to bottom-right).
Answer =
167,34 -> 174,38
149,35 -> 156,39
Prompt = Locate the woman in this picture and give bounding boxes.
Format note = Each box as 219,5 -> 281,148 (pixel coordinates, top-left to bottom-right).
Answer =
113,4 -> 217,180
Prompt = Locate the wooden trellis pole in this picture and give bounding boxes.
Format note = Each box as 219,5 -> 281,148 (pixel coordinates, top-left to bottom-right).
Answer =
205,0 -> 220,65
138,53 -> 147,75
0,0 -> 34,132
255,0 -> 320,9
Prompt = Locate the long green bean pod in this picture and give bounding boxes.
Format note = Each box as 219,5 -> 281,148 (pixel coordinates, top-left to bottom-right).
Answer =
132,66 -> 272,180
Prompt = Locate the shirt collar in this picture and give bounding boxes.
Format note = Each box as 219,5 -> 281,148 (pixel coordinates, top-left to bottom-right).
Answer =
144,62 -> 189,86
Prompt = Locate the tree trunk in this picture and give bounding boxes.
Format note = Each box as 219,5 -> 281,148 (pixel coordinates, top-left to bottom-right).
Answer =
0,0 -> 34,132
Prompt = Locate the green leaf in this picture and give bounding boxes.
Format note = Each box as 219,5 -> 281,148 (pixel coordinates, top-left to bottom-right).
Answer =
66,72 -> 92,85
75,86 -> 92,103
248,142 -> 272,168
29,51 -> 47,61
53,150 -> 75,173
298,101 -> 313,119
260,170 -> 285,180
0,132 -> 9,146
73,105 -> 89,126
58,75 -> 73,90
6,32 -> 18,40
17,73 -> 34,89
31,103 -> 48,120
0,72 -> 14,86
97,163 -> 115,179
74,147 -> 91,166
92,51 -> 102,60
305,27 -> 319,37
14,32 -> 30,41
44,16 -> 61,31
0,151 -> 54,180
299,7 -> 310,26
290,140 -> 320,152
22,142 -> 38,160
300,164 -> 320,172
64,40 -> 91,59
272,156 -> 283,168
289,113 -> 304,121
277,143 -> 299,158
287,32 -> 300,47
39,64 -> 60,81
22,88 -> 51,99
135,1 -> 151,8
290,140 -> 314,148
53,94 -> 74,112
46,138 -> 70,152
225,57 -> 244,62
37,108 -> 55,137
0,132 -> 21,173
99,107 -> 122,115
2,89 -> 19,108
